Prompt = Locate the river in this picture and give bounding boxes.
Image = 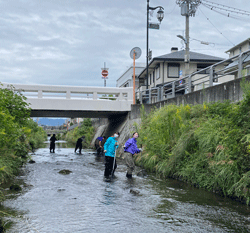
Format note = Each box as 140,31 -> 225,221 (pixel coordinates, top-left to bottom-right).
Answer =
3,140 -> 250,232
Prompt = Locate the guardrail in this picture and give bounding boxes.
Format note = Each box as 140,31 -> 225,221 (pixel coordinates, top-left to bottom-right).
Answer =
0,83 -> 133,102
138,49 -> 250,104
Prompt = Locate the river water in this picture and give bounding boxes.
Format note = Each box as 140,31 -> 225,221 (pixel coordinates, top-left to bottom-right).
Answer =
3,141 -> 250,233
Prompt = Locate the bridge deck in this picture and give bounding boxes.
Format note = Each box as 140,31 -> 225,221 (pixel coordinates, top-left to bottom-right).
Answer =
1,83 -> 133,118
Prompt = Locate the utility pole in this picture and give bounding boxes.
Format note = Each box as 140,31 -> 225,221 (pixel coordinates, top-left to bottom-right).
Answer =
185,2 -> 190,76
176,0 -> 200,76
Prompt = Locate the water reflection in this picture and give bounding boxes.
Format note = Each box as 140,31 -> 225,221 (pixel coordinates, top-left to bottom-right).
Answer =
3,143 -> 250,233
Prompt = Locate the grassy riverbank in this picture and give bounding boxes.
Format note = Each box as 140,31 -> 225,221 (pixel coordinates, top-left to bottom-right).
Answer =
0,84 -> 47,231
135,79 -> 250,204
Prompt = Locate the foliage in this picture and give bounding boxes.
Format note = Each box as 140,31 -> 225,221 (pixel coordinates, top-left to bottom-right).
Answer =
0,84 -> 47,202
136,79 -> 250,204
62,119 -> 94,148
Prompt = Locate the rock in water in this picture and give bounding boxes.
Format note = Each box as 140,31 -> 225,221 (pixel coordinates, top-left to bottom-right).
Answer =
130,189 -> 140,195
10,184 -> 22,191
58,169 -> 72,175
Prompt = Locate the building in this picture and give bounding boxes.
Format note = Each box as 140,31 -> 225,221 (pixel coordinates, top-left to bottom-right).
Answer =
137,47 -> 226,90
225,38 -> 250,58
225,38 -> 250,78
116,63 -> 145,89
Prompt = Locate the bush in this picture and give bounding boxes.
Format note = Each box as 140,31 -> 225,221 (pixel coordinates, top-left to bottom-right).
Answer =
136,79 -> 250,204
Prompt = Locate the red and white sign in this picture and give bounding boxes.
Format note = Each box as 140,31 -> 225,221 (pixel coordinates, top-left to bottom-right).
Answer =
101,70 -> 108,77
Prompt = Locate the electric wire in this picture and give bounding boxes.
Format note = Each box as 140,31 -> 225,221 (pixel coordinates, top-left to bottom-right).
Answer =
198,7 -> 235,46
202,3 -> 250,21
201,0 -> 250,16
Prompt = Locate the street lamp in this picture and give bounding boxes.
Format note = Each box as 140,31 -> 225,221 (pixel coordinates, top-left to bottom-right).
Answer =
177,35 -> 187,45
146,0 -> 164,90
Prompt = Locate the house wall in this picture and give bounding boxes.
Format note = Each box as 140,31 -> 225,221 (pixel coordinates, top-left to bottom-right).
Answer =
229,41 -> 250,58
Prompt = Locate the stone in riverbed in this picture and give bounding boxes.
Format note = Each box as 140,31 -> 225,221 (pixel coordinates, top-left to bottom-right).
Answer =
10,184 -> 22,191
58,169 -> 72,175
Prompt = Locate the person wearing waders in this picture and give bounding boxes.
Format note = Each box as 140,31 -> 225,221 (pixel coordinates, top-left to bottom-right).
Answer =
96,136 -> 106,156
49,134 -> 57,153
74,136 -> 85,154
103,132 -> 119,178
124,132 -> 142,178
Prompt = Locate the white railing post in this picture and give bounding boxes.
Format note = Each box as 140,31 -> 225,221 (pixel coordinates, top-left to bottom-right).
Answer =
188,75 -> 192,93
238,53 -> 243,79
172,82 -> 175,98
38,90 -> 43,98
93,91 -> 97,100
139,91 -> 142,104
148,89 -> 151,104
209,66 -> 214,87
157,87 -> 161,102
66,91 -> 71,99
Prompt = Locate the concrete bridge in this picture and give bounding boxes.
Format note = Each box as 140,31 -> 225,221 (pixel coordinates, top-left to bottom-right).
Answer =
1,83 -> 133,118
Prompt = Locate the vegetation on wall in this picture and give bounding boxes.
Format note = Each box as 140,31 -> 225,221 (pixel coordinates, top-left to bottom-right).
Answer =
62,118 -> 94,148
135,79 -> 250,204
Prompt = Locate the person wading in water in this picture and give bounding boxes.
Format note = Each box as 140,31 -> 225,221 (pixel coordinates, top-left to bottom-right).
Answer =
103,132 -> 119,178
74,136 -> 85,154
49,134 -> 57,153
124,132 -> 142,178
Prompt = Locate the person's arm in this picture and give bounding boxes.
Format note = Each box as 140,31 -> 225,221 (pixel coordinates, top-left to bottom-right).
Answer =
99,140 -> 102,147
124,139 -> 132,150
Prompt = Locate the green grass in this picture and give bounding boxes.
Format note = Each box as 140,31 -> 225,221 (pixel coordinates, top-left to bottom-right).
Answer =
135,79 -> 250,204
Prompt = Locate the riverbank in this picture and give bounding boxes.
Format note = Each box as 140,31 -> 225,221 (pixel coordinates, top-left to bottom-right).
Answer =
0,84 -> 47,231
134,79 -> 250,205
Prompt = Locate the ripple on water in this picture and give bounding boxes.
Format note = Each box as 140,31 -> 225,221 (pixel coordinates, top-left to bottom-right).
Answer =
4,147 -> 250,233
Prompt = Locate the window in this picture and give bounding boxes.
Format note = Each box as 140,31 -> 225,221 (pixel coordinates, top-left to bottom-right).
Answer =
155,67 -> 160,80
150,74 -> 152,85
168,63 -> 179,78
197,64 -> 211,74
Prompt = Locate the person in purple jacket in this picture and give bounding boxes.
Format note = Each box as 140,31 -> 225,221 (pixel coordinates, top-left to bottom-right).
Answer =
124,132 -> 142,178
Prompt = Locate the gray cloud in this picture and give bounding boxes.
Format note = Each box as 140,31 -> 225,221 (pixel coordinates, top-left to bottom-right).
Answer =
0,0 -> 249,87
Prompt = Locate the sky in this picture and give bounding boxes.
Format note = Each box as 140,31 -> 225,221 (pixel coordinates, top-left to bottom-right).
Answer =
0,0 -> 249,87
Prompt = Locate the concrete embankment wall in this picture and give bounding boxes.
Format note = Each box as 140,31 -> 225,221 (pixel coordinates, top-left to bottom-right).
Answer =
91,76 -> 249,154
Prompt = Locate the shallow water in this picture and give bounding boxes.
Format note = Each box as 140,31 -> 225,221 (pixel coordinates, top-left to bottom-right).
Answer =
3,142 -> 250,233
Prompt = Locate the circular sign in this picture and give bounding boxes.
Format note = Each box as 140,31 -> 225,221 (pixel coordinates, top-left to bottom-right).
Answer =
101,70 -> 108,77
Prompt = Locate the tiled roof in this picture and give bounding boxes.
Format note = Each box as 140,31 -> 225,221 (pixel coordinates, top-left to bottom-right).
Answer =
155,50 -> 224,62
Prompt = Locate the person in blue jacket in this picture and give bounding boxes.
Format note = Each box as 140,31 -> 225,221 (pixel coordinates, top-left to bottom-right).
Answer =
103,132 -> 120,177
124,132 -> 142,178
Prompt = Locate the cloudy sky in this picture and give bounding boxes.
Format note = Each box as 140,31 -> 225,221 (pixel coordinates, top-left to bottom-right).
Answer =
0,0 -> 249,87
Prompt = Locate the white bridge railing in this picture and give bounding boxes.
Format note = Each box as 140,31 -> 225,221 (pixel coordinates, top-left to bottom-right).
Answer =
1,83 -> 133,112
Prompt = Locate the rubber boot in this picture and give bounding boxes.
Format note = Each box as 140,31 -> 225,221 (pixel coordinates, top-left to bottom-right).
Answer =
126,173 -> 132,179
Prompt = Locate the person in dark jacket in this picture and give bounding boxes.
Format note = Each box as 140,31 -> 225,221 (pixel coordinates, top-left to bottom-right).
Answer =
124,132 -> 141,178
50,134 -> 57,153
74,136 -> 85,154
95,136 -> 106,156
103,132 -> 119,178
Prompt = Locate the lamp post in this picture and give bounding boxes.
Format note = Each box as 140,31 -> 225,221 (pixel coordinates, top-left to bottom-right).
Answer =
146,0 -> 164,90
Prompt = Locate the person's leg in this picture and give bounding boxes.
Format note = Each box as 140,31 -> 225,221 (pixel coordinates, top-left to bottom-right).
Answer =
74,144 -> 78,153
52,143 -> 55,153
79,144 -> 82,154
97,147 -> 101,156
104,156 -> 111,177
124,152 -> 135,178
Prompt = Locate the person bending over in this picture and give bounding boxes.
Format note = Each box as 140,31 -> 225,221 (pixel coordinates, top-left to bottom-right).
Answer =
124,132 -> 141,178
74,136 -> 85,154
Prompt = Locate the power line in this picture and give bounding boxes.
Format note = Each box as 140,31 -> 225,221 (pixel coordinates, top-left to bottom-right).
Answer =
202,4 -> 249,21
198,7 -> 235,46
201,0 -> 250,16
